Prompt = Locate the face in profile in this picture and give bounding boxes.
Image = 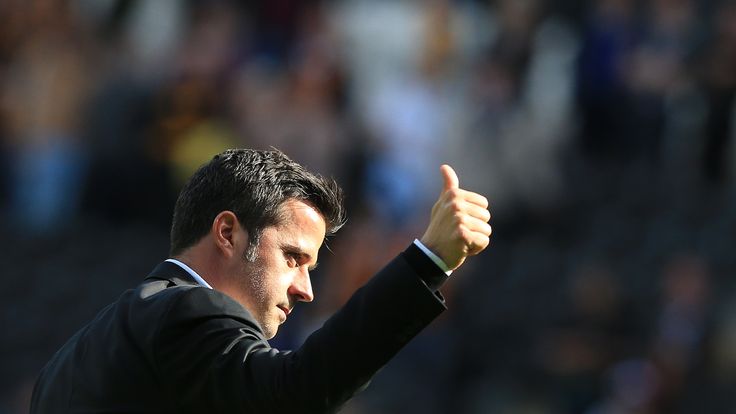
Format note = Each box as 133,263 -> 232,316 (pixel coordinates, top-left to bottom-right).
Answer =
234,199 -> 326,339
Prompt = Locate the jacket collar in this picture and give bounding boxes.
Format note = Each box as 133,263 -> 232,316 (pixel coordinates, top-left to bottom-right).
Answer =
144,261 -> 200,287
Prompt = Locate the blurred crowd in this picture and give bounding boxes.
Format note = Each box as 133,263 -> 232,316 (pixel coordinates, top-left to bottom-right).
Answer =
2,0 -> 736,412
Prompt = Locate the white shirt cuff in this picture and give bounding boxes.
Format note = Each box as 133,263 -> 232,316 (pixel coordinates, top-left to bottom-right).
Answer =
413,239 -> 453,276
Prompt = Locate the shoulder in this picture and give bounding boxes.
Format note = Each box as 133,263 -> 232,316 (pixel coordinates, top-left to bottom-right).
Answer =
160,284 -> 252,321
140,282 -> 266,340
121,279 -> 266,346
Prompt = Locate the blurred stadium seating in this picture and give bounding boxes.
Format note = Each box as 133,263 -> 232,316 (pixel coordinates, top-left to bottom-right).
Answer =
2,0 -> 736,412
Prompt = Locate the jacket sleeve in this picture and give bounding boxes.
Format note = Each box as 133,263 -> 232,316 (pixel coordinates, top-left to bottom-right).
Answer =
153,243 -> 447,413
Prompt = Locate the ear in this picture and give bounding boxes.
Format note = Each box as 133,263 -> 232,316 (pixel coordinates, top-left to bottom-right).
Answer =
212,211 -> 244,258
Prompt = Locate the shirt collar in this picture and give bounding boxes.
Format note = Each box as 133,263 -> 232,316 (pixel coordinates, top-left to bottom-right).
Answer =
164,258 -> 213,289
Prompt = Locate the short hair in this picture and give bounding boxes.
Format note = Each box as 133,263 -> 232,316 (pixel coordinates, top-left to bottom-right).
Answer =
170,148 -> 346,260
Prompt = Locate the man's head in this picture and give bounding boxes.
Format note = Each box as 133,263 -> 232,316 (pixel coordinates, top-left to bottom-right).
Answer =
170,148 -> 345,337
170,148 -> 345,259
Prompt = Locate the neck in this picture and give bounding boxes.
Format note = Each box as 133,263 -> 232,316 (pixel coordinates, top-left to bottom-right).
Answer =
173,247 -> 224,290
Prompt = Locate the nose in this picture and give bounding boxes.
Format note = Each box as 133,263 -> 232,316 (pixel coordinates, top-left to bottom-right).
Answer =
288,267 -> 314,303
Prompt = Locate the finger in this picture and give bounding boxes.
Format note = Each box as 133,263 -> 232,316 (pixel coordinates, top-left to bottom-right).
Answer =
440,164 -> 459,192
459,190 -> 489,209
463,202 -> 491,223
464,231 -> 491,256
462,216 -> 493,237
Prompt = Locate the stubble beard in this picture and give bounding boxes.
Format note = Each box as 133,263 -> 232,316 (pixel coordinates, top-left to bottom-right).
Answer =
240,252 -> 277,338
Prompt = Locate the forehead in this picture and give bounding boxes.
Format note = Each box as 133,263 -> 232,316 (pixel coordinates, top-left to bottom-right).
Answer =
273,199 -> 326,246
279,199 -> 325,226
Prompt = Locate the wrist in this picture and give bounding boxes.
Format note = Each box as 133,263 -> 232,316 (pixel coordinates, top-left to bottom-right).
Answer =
413,239 -> 452,275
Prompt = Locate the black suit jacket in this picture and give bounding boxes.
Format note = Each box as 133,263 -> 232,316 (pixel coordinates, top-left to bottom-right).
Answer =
31,243 -> 447,413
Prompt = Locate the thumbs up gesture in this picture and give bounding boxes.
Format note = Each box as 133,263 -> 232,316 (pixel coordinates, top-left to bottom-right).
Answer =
420,165 -> 492,270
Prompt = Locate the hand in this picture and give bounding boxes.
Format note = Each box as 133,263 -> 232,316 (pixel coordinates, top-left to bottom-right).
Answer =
420,165 -> 492,270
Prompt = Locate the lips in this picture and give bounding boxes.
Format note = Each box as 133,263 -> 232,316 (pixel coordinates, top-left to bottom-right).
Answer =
277,305 -> 291,321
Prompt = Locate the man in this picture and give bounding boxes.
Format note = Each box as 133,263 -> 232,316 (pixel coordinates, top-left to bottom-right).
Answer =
31,149 -> 492,413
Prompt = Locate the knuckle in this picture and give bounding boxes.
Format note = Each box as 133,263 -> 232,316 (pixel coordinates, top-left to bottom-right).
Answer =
483,209 -> 491,221
458,227 -> 471,241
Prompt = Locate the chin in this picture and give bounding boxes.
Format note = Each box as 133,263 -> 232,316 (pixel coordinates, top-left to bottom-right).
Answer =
263,328 -> 277,340
260,320 -> 278,339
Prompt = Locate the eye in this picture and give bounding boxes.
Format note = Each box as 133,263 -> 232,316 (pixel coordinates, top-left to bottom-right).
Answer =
285,251 -> 300,268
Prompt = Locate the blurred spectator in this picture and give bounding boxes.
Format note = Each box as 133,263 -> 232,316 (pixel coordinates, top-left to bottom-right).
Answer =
539,263 -> 638,412
585,358 -> 661,414
1,0 -> 94,234
576,0 -> 638,162
231,3 -> 351,179
624,0 -> 697,165
697,0 -> 736,183
456,0 -> 577,215
360,0 -> 457,228
649,253 -> 711,410
157,0 -> 241,187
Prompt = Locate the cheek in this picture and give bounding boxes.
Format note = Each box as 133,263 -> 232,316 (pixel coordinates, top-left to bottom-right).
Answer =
274,271 -> 296,293
257,262 -> 293,300
248,250 -> 298,302
264,254 -> 295,287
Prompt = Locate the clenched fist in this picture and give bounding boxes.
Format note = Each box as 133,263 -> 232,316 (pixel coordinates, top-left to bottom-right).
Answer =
420,165 -> 492,270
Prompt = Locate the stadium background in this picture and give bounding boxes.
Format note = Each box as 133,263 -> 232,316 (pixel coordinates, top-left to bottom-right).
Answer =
2,0 -> 736,412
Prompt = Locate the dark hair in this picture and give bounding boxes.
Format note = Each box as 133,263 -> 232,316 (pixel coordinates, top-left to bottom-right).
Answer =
170,148 -> 345,260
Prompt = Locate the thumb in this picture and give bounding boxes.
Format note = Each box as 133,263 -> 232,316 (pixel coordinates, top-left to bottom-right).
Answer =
440,164 -> 459,192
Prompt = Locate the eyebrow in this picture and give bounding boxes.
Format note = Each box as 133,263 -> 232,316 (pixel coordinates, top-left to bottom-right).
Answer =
282,244 -> 319,271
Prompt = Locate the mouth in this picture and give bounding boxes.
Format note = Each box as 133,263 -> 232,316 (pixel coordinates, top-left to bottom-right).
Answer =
277,305 -> 291,322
